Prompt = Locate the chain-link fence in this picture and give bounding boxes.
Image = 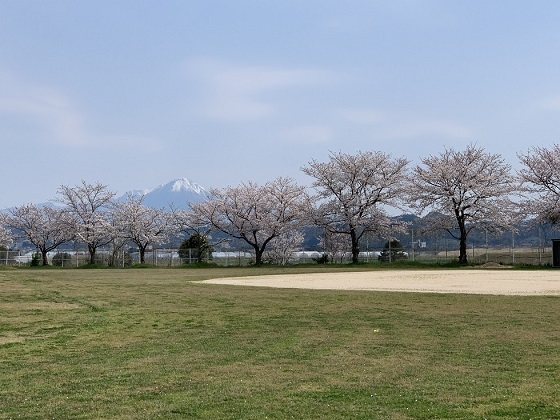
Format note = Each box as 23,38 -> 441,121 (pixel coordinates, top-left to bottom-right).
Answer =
0,245 -> 554,267
0,250 -> 26,265
0,249 -> 256,267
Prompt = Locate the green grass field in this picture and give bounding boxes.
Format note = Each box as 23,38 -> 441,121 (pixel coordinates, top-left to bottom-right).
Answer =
1,266 -> 559,419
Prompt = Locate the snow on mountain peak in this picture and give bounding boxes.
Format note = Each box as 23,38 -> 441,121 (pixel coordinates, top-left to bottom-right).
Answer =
170,178 -> 203,193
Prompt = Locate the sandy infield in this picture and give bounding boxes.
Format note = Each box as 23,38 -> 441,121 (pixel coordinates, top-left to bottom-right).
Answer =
202,269 -> 560,295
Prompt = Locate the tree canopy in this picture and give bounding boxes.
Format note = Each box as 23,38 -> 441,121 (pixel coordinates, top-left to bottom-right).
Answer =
518,144 -> 560,224
407,144 -> 518,264
302,150 -> 409,263
6,204 -> 73,266
190,177 -> 310,265
56,180 -> 116,264
178,233 -> 213,263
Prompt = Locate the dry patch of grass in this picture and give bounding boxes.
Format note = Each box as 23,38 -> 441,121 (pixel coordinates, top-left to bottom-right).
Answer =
0,332 -> 27,345
0,302 -> 83,310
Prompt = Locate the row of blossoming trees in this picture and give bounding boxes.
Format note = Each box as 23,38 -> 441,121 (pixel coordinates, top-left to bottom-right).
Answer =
1,144 -> 560,265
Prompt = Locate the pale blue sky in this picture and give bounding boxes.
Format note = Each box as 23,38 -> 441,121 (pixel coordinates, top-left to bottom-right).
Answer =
2,1 -> 560,208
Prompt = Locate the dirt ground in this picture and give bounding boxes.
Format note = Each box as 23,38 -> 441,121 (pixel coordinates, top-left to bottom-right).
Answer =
202,269 -> 560,295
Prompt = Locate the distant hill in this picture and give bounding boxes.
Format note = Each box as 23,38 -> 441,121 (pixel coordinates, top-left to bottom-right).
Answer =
118,178 -> 210,210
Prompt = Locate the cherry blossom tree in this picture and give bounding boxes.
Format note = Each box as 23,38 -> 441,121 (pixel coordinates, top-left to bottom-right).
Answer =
111,194 -> 171,264
264,230 -> 304,265
6,204 -> 73,265
407,144 -> 518,264
169,206 -> 227,265
107,230 -> 129,268
0,215 -> 13,249
317,229 -> 352,264
518,144 -> 560,224
302,150 -> 409,263
169,206 -> 216,247
56,180 -> 116,264
189,177 -> 310,265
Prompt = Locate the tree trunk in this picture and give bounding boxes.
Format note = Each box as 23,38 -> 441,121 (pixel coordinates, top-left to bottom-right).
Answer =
41,249 -> 49,266
458,218 -> 468,264
458,236 -> 468,264
350,228 -> 360,263
139,245 -> 147,264
88,244 -> 96,265
254,247 -> 264,265
252,233 -> 272,266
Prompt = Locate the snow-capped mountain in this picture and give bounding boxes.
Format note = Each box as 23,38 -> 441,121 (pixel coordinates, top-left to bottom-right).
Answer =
118,178 -> 210,210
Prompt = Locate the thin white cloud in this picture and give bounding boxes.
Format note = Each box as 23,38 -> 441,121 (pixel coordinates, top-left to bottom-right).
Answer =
280,124 -> 333,145
382,119 -> 473,140
94,134 -> 163,152
337,106 -> 472,141
339,107 -> 386,124
184,58 -> 332,122
537,95 -> 560,111
0,70 -> 161,151
0,72 -> 87,146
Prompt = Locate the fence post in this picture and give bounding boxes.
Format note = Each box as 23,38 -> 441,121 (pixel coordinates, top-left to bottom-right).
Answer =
511,230 -> 515,265
485,229 -> 489,263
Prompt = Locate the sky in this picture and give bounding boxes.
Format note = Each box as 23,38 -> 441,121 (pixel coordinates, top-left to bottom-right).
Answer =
2,1 -> 560,208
